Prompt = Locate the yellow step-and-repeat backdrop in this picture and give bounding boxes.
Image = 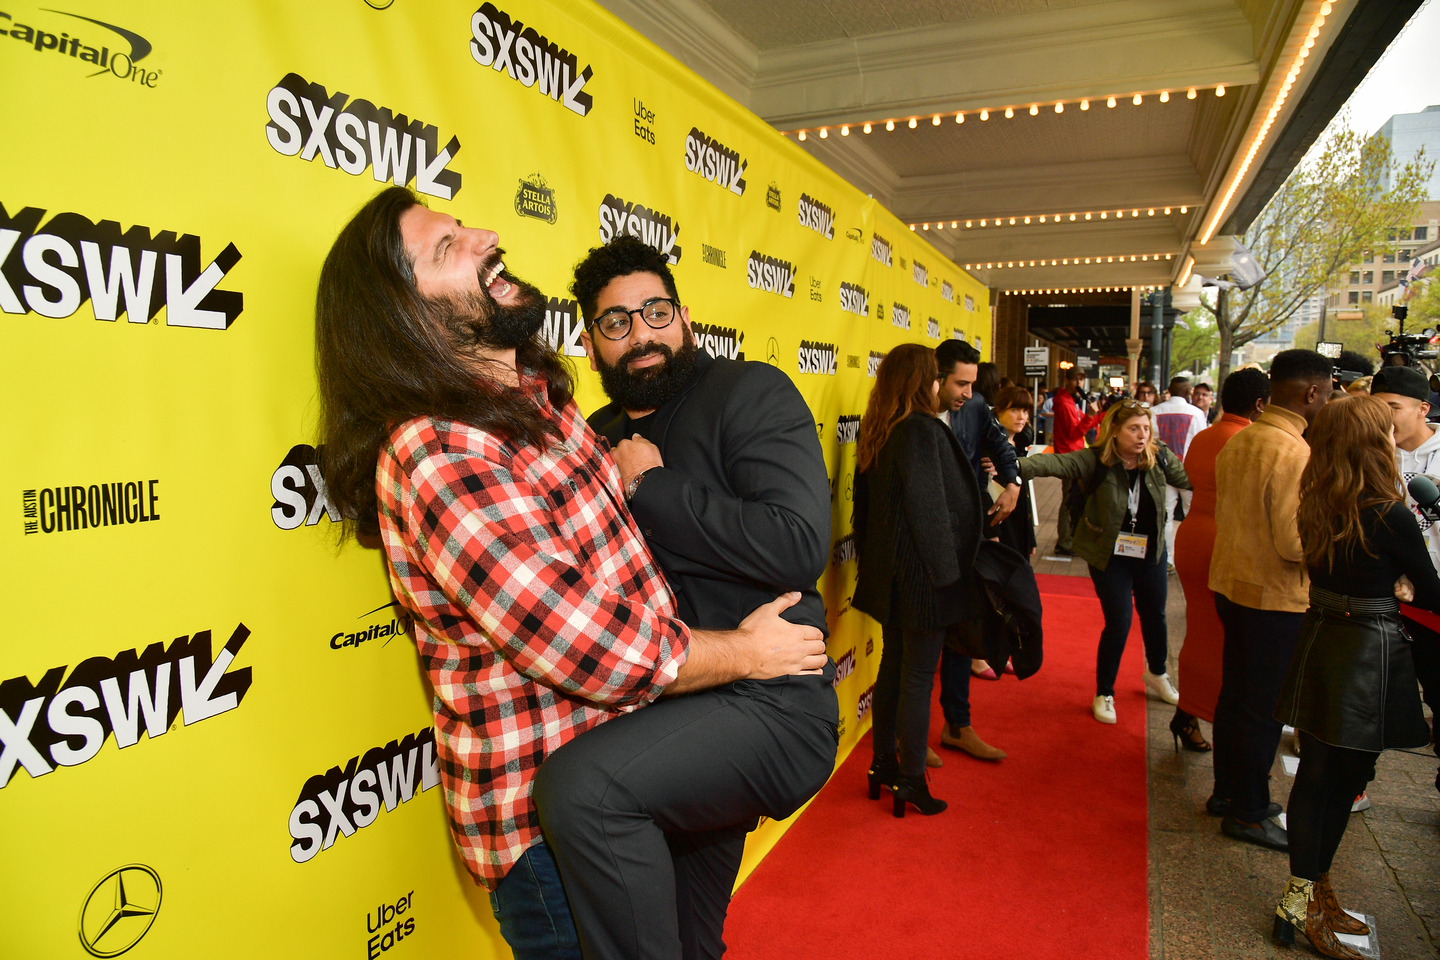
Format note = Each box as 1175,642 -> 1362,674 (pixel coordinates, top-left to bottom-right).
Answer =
0,2 -> 989,957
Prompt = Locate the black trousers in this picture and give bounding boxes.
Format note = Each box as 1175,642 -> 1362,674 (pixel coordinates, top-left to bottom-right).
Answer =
532,673 -> 838,960
1401,614 -> 1440,787
1087,553 -> 1170,697
873,624 -> 947,778
1288,732 -> 1377,880
1212,594 -> 1303,823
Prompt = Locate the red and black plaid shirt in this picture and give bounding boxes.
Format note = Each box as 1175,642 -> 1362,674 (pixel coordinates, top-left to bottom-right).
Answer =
376,373 -> 690,889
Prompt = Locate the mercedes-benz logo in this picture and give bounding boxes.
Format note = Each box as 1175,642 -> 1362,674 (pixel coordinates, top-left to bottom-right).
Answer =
766,337 -> 780,367
78,865 -> 162,958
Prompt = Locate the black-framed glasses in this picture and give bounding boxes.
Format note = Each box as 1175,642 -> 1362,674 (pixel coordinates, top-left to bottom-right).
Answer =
590,297 -> 679,340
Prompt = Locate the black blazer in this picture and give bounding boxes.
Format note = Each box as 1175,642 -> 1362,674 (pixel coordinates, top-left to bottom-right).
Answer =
588,349 -> 830,634
852,411 -> 984,633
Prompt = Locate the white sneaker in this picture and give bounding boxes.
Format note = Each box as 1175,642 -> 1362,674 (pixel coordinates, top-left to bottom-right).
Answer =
1352,792 -> 1371,812
1143,670 -> 1180,704
1093,695 -> 1117,724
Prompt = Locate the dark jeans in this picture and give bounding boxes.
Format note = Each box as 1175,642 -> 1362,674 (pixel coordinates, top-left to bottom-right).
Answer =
938,647 -> 972,729
1288,732 -> 1377,880
1212,593 -> 1303,823
489,841 -> 583,960
1401,614 -> 1440,789
532,674 -> 838,960
873,623 -> 947,778
1087,553 -> 1170,697
1057,478 -> 1075,551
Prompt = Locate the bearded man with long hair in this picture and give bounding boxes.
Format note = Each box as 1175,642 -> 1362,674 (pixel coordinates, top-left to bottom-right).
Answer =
313,187 -> 828,960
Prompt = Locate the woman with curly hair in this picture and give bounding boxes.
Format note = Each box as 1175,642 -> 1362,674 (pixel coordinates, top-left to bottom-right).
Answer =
1271,395 -> 1439,958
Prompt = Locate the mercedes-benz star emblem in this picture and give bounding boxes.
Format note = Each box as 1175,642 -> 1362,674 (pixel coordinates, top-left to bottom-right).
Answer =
78,865 -> 162,958
766,337 -> 780,367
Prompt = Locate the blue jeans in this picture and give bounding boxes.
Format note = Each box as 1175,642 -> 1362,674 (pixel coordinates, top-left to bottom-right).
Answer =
489,841 -> 582,960
938,647 -> 972,729
1087,553 -> 1169,696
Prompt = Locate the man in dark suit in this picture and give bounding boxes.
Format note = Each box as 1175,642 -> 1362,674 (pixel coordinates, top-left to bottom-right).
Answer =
539,236 -> 838,959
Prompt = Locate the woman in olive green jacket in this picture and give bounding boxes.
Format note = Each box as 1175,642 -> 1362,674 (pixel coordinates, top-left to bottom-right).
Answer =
1019,399 -> 1192,724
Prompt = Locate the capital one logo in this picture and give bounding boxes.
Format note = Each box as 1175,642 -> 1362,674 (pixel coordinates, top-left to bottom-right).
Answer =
271,444 -> 339,530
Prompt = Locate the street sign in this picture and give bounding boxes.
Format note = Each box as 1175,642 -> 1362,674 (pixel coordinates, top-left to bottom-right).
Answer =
1023,346 -> 1049,380
1074,351 -> 1099,376
1316,341 -> 1343,359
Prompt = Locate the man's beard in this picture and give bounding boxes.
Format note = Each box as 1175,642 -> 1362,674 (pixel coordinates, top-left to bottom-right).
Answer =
594,324 -> 699,411
429,260 -> 547,352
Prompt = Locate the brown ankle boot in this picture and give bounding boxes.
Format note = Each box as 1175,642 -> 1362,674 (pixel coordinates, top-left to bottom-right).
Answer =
1316,872 -> 1369,936
940,724 -> 1007,760
1273,877 -> 1363,960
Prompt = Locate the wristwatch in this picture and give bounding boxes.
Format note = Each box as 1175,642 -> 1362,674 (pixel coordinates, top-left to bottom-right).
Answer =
625,468 -> 655,502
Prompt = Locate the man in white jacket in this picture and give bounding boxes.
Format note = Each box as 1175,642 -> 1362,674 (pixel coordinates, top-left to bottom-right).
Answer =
1150,377 -> 1209,568
1372,364 -> 1440,796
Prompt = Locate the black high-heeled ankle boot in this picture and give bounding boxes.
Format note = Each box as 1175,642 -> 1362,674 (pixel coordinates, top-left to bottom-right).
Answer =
891,774 -> 947,817
867,753 -> 898,800
1169,712 -> 1212,753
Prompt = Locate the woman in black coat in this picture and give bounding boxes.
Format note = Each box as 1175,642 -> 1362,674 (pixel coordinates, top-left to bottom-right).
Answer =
853,343 -> 984,816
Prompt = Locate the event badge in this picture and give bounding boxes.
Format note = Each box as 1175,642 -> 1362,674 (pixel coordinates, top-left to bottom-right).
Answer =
1114,532 -> 1148,558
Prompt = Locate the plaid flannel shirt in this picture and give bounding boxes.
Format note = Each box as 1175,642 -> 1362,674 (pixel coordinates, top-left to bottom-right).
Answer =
375,374 -> 690,890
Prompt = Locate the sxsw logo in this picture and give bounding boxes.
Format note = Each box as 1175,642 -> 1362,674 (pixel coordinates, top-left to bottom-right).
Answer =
912,259 -> 928,286
838,282 -> 868,317
891,301 -> 911,331
288,726 -> 441,864
265,73 -> 462,200
835,415 -> 861,446
691,321 -> 744,360
747,250 -> 794,298
0,201 -> 242,328
871,233 -> 892,267
832,533 -> 856,566
542,297 -> 585,358
798,339 -> 837,375
797,193 -> 834,240
926,317 -> 940,340
856,682 -> 875,722
941,280 -> 954,303
469,2 -> 594,117
271,444 -> 340,531
0,625 -> 252,788
963,294 -> 975,311
867,350 -> 884,378
832,647 -> 855,688
684,127 -> 747,195
598,194 -> 681,264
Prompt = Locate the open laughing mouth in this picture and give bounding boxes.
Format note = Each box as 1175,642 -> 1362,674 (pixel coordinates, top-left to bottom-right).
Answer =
481,258 -> 511,299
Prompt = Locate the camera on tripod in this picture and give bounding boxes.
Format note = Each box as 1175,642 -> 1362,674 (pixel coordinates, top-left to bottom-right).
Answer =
1379,305 -> 1440,366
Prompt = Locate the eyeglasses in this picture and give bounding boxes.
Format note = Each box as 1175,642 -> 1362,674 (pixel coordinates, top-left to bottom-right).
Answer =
589,297 -> 679,340
1115,398 -> 1151,410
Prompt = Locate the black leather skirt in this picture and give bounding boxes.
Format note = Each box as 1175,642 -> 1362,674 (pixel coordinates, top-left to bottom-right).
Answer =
1274,587 -> 1431,752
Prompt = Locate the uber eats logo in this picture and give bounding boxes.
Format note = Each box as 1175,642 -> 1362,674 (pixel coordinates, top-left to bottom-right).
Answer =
0,625 -> 252,788
288,726 -> 441,863
684,127 -> 747,196
797,193 -> 834,240
265,73 -> 462,200
271,444 -> 340,531
798,340 -> 837,375
598,194 -> 681,264
891,301 -> 911,331
2,8 -> 161,88
691,321 -> 744,360
747,250 -> 794,298
871,233 -> 892,267
469,2 -> 594,117
541,296 -> 585,358
838,282 -> 868,317
0,202 -> 242,328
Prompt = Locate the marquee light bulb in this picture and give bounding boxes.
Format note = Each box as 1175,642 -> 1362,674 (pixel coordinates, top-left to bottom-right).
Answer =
863,122 -> 872,133
1187,88 -> 1197,99
1039,215 -> 1047,223
886,120 -> 895,131
1024,216 -> 1031,223
980,109 -> 989,121
1164,207 -> 1171,214
965,220 -> 972,227
798,130 -> 806,140
840,125 -> 849,136
1148,208 -> 1155,216
1080,99 -> 1089,110
1132,209 -> 1139,217
956,112 -> 964,123
1029,104 -> 1038,115
1160,90 -> 1170,103
922,223 -> 929,230
819,127 -> 827,138
1005,107 -> 1014,118
1055,101 -> 1064,113
1133,93 -> 1142,105
980,219 -> 987,226
1180,205 -> 1188,213
1107,96 -> 1116,108
1100,211 -> 1107,219
952,221 -> 958,228
1009,217 -> 1016,225
908,117 -> 918,128
935,222 -> 943,229
1215,85 -> 1225,97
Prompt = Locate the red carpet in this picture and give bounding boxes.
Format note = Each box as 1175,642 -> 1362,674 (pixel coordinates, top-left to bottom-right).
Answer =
725,573 -> 1150,960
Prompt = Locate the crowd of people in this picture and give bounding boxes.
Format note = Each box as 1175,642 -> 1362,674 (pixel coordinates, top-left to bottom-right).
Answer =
309,186 -> 1438,960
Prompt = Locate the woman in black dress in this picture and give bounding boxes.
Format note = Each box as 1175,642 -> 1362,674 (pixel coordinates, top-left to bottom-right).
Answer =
852,344 -> 984,817
1272,395 -> 1438,958
991,386 -> 1036,558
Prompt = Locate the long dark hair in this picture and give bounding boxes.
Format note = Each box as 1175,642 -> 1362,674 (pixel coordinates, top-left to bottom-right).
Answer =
856,344 -> 938,472
1297,395 -> 1403,570
314,187 -> 573,538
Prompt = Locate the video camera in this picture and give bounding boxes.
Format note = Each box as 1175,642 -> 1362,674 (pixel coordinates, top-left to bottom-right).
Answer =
1379,306 -> 1440,367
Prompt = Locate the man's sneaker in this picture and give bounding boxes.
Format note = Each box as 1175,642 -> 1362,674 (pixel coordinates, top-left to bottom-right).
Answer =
1351,792 -> 1370,812
1093,695 -> 1117,724
1142,670 -> 1180,705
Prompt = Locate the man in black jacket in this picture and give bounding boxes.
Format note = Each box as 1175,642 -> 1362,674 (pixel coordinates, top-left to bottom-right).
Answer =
541,236 -> 838,960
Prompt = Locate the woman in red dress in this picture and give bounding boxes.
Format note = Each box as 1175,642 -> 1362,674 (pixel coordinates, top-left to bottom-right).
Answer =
1170,369 -> 1271,749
